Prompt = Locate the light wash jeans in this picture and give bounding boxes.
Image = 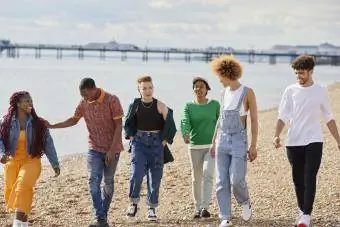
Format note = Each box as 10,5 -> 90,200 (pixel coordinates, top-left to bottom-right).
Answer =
87,150 -> 120,220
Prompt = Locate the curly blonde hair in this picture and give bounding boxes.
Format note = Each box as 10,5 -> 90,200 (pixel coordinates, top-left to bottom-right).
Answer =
211,55 -> 243,80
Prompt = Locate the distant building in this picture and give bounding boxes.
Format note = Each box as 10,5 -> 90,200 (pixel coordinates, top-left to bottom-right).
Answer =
84,40 -> 140,51
271,42 -> 340,55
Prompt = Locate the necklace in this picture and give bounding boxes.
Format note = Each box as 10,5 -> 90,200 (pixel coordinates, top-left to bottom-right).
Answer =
141,99 -> 154,108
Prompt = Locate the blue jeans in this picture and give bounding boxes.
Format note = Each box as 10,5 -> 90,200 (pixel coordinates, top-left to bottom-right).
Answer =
87,150 -> 120,220
129,131 -> 164,208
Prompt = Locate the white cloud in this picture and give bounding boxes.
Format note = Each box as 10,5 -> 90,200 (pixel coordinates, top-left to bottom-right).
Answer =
0,0 -> 340,49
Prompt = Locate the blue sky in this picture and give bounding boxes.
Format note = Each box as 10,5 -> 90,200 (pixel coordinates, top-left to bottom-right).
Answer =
1,0 -> 339,49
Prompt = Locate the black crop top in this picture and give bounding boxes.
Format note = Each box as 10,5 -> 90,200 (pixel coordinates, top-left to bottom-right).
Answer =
136,98 -> 165,131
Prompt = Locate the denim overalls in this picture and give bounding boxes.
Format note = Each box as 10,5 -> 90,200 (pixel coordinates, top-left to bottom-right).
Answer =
215,86 -> 250,221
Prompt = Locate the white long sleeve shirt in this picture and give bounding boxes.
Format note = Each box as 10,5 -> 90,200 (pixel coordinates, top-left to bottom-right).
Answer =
278,83 -> 334,146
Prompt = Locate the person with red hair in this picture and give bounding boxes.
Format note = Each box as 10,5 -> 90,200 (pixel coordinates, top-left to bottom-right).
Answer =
0,91 -> 60,227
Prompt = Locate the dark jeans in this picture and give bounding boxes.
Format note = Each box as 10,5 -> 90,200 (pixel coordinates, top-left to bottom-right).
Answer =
286,142 -> 323,215
129,131 -> 164,207
87,150 -> 120,220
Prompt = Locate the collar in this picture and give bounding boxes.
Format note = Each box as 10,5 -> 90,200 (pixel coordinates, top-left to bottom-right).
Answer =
88,88 -> 105,104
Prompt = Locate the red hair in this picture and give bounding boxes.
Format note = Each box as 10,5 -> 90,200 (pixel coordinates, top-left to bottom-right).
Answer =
0,91 -> 46,157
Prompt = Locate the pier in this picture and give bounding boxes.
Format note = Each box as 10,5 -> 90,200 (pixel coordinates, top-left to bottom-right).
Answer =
1,41 -> 340,65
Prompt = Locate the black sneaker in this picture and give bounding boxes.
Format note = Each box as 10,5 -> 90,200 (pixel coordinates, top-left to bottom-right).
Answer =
88,218 -> 109,227
193,210 -> 201,219
126,203 -> 138,217
200,208 -> 211,218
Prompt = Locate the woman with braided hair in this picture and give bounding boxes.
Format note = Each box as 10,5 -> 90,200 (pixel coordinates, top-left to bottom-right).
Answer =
0,91 -> 60,227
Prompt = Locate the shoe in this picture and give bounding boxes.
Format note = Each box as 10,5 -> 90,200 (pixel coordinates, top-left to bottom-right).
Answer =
200,208 -> 211,218
126,203 -> 138,217
88,218 -> 109,227
220,219 -> 233,227
294,210 -> 303,226
193,210 -> 201,219
12,219 -> 23,227
21,222 -> 29,227
297,214 -> 311,227
242,204 -> 252,221
147,208 -> 157,221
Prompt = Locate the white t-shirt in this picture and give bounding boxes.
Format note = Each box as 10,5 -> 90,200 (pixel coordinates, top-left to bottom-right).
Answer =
223,85 -> 247,116
278,83 -> 333,146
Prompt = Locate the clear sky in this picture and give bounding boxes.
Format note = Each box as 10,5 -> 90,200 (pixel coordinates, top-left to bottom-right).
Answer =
1,0 -> 339,49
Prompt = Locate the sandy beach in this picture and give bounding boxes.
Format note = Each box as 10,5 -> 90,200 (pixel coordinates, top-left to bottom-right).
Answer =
1,83 -> 340,227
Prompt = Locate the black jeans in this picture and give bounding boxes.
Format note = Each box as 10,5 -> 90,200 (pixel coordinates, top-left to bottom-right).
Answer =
286,142 -> 323,215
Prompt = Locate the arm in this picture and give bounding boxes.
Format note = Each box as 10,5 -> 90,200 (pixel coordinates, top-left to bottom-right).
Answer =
44,129 -> 60,176
45,101 -> 83,129
157,101 -> 169,146
180,104 -> 191,144
106,96 -> 124,166
320,88 -> 340,147
0,118 -> 7,162
247,89 -> 258,162
247,88 -> 258,148
49,117 -> 80,129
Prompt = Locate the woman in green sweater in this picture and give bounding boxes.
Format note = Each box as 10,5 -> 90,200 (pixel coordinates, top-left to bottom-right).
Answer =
180,77 -> 220,219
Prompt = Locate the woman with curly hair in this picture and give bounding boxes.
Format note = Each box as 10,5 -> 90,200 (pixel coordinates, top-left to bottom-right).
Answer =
0,91 -> 60,227
210,55 -> 258,227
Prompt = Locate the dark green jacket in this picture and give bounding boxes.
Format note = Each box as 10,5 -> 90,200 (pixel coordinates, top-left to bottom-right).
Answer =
124,98 -> 177,163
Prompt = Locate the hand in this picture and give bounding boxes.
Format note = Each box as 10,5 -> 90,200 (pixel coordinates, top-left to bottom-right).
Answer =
248,145 -> 257,162
40,118 -> 53,129
129,136 -> 134,142
53,167 -> 60,177
209,144 -> 216,158
105,150 -> 116,167
0,155 -> 9,164
162,140 -> 167,147
273,136 -> 281,149
183,135 -> 190,144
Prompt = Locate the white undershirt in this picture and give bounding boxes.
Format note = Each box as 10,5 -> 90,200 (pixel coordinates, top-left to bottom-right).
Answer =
278,83 -> 333,146
223,85 -> 247,116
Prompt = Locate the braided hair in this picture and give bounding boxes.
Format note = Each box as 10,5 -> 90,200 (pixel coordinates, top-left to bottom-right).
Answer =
0,91 -> 46,157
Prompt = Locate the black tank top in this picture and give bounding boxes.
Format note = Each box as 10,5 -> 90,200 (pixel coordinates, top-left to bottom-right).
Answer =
136,98 -> 165,131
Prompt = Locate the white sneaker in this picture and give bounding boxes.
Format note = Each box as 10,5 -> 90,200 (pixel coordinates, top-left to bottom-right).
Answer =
242,204 -> 252,221
12,219 -> 22,227
294,210 -> 303,226
220,219 -> 233,227
21,222 -> 29,227
297,214 -> 311,227
147,208 -> 157,221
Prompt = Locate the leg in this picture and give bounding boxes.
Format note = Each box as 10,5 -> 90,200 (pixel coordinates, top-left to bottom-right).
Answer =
303,142 -> 323,215
146,144 -> 164,208
188,148 -> 205,211
201,148 -> 215,210
286,146 -> 306,212
129,141 -> 147,204
87,150 -> 106,220
3,160 -> 20,207
215,147 -> 232,221
7,158 -> 41,216
102,153 -> 120,218
230,155 -> 249,205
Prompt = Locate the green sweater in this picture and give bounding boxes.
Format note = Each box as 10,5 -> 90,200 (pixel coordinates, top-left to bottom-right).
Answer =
180,100 -> 220,147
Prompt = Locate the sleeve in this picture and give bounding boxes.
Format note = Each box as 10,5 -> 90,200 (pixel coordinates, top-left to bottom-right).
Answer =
73,101 -> 84,119
320,87 -> 334,123
0,118 -> 5,156
278,87 -> 292,124
43,129 -> 60,168
110,95 -> 124,120
180,103 -> 191,136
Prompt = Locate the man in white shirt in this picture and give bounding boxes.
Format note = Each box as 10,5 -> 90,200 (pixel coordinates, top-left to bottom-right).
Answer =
273,55 -> 340,227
